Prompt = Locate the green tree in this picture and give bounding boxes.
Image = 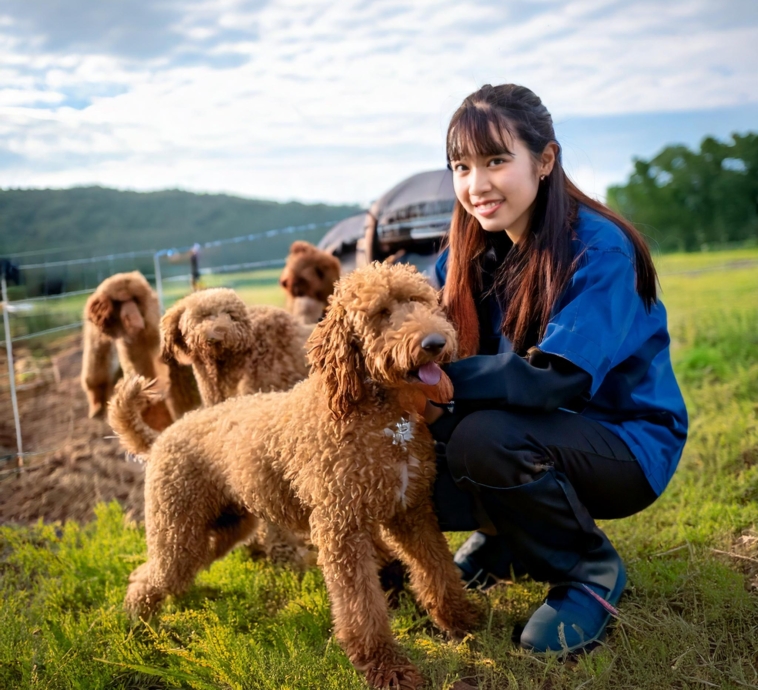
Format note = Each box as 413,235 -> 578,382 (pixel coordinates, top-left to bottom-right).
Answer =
607,133 -> 758,252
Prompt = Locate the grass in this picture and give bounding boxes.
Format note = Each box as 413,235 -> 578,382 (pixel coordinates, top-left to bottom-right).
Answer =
2,249 -> 758,689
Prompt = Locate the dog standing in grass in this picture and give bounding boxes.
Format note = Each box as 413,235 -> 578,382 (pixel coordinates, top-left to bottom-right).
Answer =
109,262 -> 476,690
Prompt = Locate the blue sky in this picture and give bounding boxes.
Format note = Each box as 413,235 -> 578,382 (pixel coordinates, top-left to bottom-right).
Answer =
0,0 -> 756,205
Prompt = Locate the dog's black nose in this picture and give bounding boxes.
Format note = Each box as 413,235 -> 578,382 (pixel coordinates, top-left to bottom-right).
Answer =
421,333 -> 446,355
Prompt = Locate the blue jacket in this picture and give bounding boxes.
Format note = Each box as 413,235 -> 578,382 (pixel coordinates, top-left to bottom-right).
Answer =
435,206 -> 688,496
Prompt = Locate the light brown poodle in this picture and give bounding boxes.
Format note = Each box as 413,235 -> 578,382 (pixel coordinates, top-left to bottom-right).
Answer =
279,240 -> 341,323
109,262 -> 476,689
84,271 -> 198,429
160,287 -> 312,407
80,319 -> 121,418
160,286 -> 315,568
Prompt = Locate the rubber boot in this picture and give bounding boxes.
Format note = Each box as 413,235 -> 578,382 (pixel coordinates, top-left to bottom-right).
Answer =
454,531 -> 528,590
458,469 -> 626,653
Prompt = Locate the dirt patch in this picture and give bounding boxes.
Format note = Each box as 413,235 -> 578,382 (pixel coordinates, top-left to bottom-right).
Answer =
0,333 -> 145,525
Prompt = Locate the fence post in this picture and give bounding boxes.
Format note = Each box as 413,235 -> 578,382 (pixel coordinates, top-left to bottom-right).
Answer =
1,273 -> 23,468
154,252 -> 164,314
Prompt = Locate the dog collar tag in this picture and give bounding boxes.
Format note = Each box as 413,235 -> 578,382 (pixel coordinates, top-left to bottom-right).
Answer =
384,417 -> 413,449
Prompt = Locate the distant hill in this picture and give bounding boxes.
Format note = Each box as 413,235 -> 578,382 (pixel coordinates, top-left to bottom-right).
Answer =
0,186 -> 361,260
0,186 -> 362,298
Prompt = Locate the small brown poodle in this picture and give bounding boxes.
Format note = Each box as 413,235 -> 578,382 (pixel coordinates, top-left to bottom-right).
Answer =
279,240 -> 341,323
160,287 -> 312,406
80,319 -> 120,418
84,271 -> 198,429
160,286 -> 315,568
109,262 -> 476,689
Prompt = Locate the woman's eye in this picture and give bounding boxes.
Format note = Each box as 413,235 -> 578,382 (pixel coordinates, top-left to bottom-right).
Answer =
488,157 -> 507,166
451,162 -> 468,173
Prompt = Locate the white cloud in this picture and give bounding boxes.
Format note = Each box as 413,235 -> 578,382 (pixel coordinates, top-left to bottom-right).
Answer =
0,0 -> 756,203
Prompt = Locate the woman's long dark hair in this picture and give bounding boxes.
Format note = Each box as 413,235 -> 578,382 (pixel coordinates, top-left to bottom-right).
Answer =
444,84 -> 657,357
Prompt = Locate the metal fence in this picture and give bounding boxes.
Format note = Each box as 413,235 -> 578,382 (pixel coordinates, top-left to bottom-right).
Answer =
0,220 -> 334,471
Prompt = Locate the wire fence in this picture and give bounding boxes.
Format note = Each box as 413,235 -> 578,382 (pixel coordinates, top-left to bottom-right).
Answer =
0,220 -> 335,470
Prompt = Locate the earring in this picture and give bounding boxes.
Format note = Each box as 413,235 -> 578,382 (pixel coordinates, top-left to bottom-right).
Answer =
540,174 -> 546,180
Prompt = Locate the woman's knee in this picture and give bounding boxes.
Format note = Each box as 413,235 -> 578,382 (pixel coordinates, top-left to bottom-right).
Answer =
445,410 -> 547,489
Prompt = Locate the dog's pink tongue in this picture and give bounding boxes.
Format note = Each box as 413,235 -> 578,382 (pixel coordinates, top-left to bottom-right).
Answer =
418,362 -> 442,386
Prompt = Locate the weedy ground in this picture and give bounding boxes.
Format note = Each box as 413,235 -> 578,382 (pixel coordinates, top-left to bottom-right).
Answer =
1,249 -> 757,689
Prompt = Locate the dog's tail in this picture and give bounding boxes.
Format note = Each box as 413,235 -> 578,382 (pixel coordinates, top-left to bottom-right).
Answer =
108,375 -> 162,457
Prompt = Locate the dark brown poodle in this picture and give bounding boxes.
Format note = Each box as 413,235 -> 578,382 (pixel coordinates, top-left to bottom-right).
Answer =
279,240 -> 341,323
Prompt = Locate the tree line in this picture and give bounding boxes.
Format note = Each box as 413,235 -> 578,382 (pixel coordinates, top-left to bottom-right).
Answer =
607,132 -> 758,252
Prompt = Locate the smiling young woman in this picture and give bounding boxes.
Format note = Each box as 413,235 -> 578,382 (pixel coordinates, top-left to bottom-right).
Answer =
429,84 -> 688,654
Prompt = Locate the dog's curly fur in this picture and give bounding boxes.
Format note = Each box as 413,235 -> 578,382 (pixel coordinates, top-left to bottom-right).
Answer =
159,287 -> 315,569
80,319 -> 121,418
160,288 -> 312,406
279,240 -> 341,323
84,271 -> 198,429
109,262 -> 476,689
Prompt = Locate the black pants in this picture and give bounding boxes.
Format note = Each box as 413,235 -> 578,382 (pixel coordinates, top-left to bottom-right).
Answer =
431,408 -> 658,533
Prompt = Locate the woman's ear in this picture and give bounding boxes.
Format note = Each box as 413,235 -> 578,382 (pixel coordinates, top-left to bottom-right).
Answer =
539,141 -> 559,178
160,304 -> 190,364
86,293 -> 114,331
307,303 -> 365,420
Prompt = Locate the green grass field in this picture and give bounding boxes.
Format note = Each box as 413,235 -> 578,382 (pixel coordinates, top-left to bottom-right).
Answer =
1,250 -> 757,689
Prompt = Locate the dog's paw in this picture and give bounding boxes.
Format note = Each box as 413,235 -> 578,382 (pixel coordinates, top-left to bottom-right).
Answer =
430,598 -> 481,639
365,662 -> 424,690
352,645 -> 424,690
124,568 -> 164,621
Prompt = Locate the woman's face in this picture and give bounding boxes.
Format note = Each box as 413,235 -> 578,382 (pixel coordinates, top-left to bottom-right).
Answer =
450,131 -> 542,243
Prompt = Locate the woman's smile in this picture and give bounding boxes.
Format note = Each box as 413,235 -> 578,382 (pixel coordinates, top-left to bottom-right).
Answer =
473,199 -> 504,216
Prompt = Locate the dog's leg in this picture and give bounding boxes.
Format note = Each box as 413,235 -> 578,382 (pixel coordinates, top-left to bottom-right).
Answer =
210,510 -> 259,561
383,503 -> 478,638
86,384 -> 106,418
125,508 -> 222,619
310,510 -> 424,690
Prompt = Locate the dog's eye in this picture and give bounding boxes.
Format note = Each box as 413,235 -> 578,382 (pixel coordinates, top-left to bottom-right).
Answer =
378,308 -> 391,319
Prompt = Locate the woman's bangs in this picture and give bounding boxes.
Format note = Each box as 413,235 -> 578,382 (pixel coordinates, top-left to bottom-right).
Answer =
447,106 -> 514,162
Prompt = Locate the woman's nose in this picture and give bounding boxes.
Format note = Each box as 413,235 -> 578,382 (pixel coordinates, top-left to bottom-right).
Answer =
468,166 -> 492,196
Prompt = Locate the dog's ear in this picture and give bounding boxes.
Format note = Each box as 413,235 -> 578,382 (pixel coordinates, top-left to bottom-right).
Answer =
160,303 -> 190,364
86,293 -> 115,331
230,305 -> 256,353
289,240 -> 313,255
307,303 -> 366,420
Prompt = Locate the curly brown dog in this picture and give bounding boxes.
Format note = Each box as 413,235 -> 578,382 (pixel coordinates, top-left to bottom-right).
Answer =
160,288 -> 312,406
159,286 -> 315,568
85,271 -> 198,429
279,240 -> 341,323
109,262 -> 476,689
80,319 -> 120,418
